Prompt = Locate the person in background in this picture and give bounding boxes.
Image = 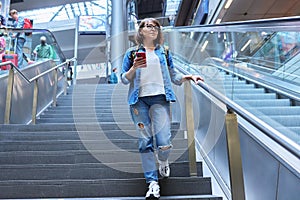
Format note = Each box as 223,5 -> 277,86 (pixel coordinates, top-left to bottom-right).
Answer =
9,9 -> 26,67
0,33 -> 6,54
109,67 -> 118,84
121,18 -> 203,200
33,36 -> 54,61
0,2 -> 6,27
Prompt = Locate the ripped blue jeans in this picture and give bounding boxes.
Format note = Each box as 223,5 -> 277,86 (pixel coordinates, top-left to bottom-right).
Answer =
130,94 -> 172,183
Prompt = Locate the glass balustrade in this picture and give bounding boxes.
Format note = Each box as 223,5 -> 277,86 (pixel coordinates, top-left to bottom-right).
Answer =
163,19 -> 300,149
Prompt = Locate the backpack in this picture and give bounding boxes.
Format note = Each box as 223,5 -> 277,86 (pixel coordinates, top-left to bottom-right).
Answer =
23,18 -> 33,36
130,45 -> 170,66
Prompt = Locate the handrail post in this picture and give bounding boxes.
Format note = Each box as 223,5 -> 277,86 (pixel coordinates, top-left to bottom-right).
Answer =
64,64 -> 68,95
31,80 -> 39,124
184,81 -> 197,176
52,69 -> 58,107
225,109 -> 245,200
4,68 -> 15,124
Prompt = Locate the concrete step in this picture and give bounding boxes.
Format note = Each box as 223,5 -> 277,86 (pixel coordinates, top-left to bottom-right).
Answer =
0,149 -> 189,165
0,161 -> 203,180
0,122 -> 181,132
62,195 -> 222,199
44,107 -> 130,112
36,117 -> 135,123
0,177 -> 213,199
0,138 -> 188,152
0,130 -> 185,141
39,113 -> 131,119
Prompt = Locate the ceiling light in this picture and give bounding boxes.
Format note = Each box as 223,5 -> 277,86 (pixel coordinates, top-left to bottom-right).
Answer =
201,40 -> 209,52
216,19 -> 222,24
224,0 -> 233,9
241,40 -> 251,52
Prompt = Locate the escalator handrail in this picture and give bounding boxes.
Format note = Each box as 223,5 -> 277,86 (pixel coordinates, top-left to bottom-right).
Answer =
233,57 -> 300,81
0,27 -> 66,62
237,55 -> 300,79
175,64 -> 300,159
209,58 -> 300,103
237,56 -> 285,69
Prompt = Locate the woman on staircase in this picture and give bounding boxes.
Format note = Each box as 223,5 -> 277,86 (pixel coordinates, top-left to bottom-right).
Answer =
120,18 -> 203,200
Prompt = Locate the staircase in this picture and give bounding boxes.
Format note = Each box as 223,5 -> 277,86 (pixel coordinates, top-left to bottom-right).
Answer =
0,84 -> 222,199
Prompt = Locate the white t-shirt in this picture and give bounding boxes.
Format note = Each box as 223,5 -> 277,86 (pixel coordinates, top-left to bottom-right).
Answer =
139,50 -> 165,97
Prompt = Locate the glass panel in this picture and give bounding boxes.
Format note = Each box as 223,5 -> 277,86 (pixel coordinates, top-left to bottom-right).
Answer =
163,22 -> 300,148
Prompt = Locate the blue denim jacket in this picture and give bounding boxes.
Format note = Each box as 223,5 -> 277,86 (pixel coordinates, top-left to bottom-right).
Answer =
121,45 -> 183,105
12,16 -> 26,39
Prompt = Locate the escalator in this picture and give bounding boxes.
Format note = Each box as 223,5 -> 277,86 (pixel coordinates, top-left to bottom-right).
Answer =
203,58 -> 300,144
164,17 -> 300,200
0,27 -> 68,124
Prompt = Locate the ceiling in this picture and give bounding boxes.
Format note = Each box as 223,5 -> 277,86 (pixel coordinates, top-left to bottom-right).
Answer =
221,0 -> 300,22
9,0 -> 300,65
136,0 -> 165,19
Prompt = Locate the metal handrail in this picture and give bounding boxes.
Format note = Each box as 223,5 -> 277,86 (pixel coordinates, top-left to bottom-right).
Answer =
1,61 -> 30,82
2,57 -> 76,124
29,58 -> 76,82
177,65 -> 300,158
0,58 -> 76,84
236,55 -> 300,76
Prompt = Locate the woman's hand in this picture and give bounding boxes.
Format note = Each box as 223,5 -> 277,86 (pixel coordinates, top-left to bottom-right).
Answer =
132,56 -> 147,69
125,56 -> 147,81
181,74 -> 204,84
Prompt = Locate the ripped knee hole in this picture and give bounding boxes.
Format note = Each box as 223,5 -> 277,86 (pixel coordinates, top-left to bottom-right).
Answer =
159,145 -> 172,150
137,123 -> 144,129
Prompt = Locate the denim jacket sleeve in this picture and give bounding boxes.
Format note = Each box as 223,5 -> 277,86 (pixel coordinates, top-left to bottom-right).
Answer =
166,50 -> 183,85
16,17 -> 25,29
120,47 -> 134,85
13,17 -> 25,39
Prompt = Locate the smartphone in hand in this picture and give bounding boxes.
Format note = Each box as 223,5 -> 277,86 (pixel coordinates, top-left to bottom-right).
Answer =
136,52 -> 146,59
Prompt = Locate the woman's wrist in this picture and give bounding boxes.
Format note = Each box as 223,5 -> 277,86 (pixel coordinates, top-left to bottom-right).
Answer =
131,65 -> 137,71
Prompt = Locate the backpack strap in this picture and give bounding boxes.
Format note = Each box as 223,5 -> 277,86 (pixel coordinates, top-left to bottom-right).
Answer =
129,46 -> 139,65
163,45 -> 170,66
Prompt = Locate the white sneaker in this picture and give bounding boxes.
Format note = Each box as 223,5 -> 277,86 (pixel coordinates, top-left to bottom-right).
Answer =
145,181 -> 160,200
158,160 -> 170,178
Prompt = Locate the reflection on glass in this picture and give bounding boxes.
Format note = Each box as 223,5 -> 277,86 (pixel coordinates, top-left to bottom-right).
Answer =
164,27 -> 300,147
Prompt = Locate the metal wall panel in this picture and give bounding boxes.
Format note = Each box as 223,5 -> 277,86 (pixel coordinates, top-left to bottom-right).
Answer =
239,129 -> 279,200
277,164 -> 300,200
